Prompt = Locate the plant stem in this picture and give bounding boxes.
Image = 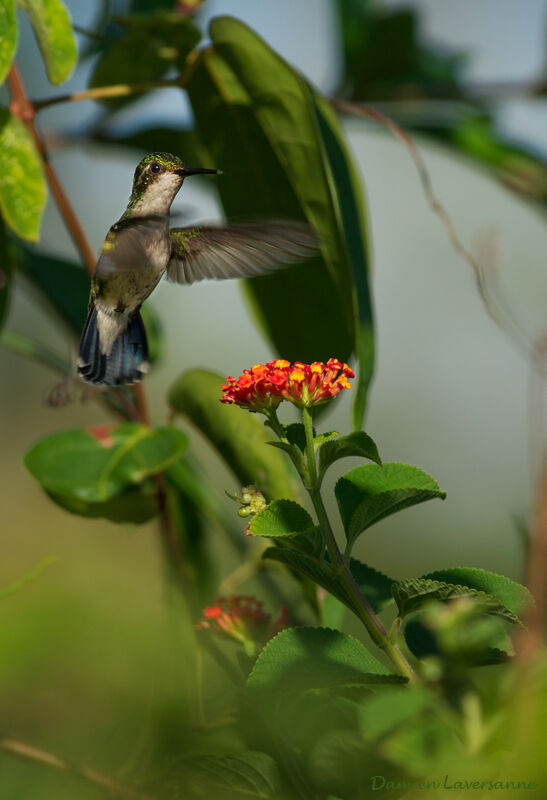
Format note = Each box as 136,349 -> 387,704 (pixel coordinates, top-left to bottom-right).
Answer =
0,737 -> 155,800
301,408 -> 417,683
33,77 -> 188,111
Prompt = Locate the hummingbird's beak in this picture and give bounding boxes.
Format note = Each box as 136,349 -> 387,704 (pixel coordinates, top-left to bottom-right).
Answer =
175,167 -> 223,176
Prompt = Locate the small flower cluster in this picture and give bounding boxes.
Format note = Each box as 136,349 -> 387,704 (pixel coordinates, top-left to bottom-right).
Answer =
196,595 -> 288,647
220,359 -> 354,412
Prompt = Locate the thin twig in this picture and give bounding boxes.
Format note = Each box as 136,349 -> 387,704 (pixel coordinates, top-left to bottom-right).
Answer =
331,98 -> 536,362
33,77 -> 187,111
0,738 -> 155,800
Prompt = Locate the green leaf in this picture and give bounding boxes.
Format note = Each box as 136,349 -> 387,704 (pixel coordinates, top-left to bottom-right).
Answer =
247,626 -> 405,692
188,751 -> 281,799
17,0 -> 77,85
188,16 -> 372,370
0,109 -> 46,241
0,0 -> 17,85
313,430 -> 339,451
421,567 -> 533,619
392,577 -> 521,624
263,547 -> 394,617
89,13 -> 200,107
168,368 -> 297,501
335,463 -> 446,550
249,499 -> 313,538
46,482 -> 158,524
359,686 -> 433,742
318,430 -> 381,480
310,93 -> 374,428
24,423 -> 188,503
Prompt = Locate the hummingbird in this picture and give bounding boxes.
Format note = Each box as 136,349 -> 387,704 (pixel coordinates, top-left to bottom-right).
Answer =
77,152 -> 318,386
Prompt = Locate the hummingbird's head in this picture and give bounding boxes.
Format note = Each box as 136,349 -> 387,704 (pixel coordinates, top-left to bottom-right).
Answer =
127,152 -> 221,217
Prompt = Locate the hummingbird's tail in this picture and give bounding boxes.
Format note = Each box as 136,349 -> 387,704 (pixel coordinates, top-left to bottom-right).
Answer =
77,305 -> 149,386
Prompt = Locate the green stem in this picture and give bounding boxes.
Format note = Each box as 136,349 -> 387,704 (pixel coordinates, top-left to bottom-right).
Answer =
301,409 -> 417,684
302,406 -> 318,489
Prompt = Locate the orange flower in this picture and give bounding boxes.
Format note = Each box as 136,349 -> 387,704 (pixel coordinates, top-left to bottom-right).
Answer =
196,595 -> 288,647
220,359 -> 354,411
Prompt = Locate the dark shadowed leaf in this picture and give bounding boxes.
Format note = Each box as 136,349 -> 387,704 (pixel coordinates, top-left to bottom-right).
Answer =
0,109 -> 46,241
47,482 -> 158,524
90,12 -> 199,106
18,0 -> 77,84
247,626 -> 404,692
168,368 -> 297,501
335,463 -> 445,551
318,430 -> 381,481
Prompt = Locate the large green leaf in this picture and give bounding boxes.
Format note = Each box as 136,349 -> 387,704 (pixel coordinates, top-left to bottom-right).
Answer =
249,499 -> 313,539
89,12 -> 200,107
17,0 -> 77,85
335,463 -> 446,551
24,423 -> 188,503
187,751 -> 281,800
168,368 -> 297,501
187,17 -> 372,374
247,626 -> 404,692
0,109 -> 46,241
0,0 -> 17,85
311,94 -> 374,428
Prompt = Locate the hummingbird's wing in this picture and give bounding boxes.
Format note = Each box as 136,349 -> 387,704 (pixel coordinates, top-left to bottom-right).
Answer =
166,221 -> 318,285
95,216 -> 168,278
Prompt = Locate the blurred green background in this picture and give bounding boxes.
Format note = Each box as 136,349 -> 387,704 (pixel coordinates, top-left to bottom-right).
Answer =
1,0 -> 546,796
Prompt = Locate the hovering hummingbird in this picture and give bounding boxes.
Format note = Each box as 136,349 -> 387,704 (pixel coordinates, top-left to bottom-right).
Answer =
77,152 -> 318,386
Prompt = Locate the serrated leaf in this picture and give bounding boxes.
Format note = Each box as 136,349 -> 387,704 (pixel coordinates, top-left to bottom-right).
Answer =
422,567 -> 533,618
320,594 -> 346,630
90,12 -> 199,107
392,577 -> 521,624
168,369 -> 296,501
0,0 -> 17,85
283,423 -> 307,452
18,0 -> 77,85
24,423 -> 188,503
188,751 -> 281,799
313,430 -> 339,451
0,109 -> 46,241
319,430 -> 381,480
249,499 -> 313,538
247,626 -> 405,692
263,547 -> 394,617
335,463 -> 446,550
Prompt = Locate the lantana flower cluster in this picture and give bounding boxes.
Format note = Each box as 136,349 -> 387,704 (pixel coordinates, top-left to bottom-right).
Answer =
196,595 -> 288,647
220,359 -> 354,412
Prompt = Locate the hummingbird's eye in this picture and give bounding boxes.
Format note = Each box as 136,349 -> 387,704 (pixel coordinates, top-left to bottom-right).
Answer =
149,162 -> 161,173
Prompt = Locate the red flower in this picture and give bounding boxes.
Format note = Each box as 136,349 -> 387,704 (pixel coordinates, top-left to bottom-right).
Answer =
220,359 -> 354,412
196,595 -> 288,648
